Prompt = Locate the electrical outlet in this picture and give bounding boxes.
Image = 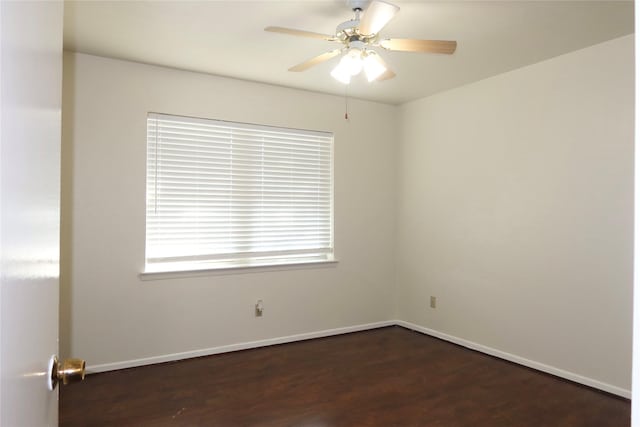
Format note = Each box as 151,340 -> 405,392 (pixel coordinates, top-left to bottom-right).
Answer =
430,296 -> 437,309
255,300 -> 264,317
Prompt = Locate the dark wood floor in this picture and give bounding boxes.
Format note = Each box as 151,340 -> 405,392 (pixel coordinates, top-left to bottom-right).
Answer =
60,326 -> 630,427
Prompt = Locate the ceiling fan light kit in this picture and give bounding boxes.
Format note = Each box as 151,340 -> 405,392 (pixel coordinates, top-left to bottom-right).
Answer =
265,0 -> 457,85
331,49 -> 387,84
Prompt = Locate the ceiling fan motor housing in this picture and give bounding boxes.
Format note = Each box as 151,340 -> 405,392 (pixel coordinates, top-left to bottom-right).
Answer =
336,19 -> 360,36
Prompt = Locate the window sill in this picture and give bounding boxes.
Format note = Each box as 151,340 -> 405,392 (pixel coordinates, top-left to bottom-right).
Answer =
139,259 -> 339,281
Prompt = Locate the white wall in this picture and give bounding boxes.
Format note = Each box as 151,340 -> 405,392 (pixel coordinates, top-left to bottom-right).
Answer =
396,35 -> 634,393
61,52 -> 398,368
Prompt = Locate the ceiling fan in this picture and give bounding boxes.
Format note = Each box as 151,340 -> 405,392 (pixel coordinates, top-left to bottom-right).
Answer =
265,0 -> 457,84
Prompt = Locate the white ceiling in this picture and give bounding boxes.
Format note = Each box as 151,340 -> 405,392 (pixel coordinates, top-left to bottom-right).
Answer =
63,1 -> 634,105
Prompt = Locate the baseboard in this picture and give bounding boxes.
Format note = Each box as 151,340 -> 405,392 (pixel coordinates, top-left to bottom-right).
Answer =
86,320 -> 396,373
395,320 -> 631,399
87,318 -> 631,399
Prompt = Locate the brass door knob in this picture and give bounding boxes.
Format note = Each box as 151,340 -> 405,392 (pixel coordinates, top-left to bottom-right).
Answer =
48,355 -> 85,390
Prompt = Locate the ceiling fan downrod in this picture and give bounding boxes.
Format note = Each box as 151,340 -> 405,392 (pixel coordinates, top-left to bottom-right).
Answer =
347,0 -> 369,13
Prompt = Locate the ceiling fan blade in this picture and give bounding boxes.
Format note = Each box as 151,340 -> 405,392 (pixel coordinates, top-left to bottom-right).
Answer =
289,49 -> 343,72
375,68 -> 396,81
265,26 -> 337,42
359,0 -> 400,36
379,38 -> 457,54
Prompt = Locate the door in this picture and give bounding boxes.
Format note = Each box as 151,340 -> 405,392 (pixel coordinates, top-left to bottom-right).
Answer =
1,1 -> 64,426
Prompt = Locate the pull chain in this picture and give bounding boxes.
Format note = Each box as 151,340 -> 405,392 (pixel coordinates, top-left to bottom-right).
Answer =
344,85 -> 350,120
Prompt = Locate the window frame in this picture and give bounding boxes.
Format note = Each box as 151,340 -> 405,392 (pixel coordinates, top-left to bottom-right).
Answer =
142,112 -> 336,276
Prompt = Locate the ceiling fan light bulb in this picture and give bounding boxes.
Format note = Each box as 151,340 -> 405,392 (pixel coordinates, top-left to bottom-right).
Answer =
363,52 -> 387,82
331,62 -> 352,84
341,49 -> 363,75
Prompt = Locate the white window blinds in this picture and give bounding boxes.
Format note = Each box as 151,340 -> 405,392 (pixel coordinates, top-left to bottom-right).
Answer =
145,113 -> 334,273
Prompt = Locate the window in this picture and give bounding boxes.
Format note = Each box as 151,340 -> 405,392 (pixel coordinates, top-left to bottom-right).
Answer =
145,113 -> 334,273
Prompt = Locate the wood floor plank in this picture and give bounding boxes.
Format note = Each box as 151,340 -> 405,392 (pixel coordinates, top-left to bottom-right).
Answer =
60,326 -> 630,426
